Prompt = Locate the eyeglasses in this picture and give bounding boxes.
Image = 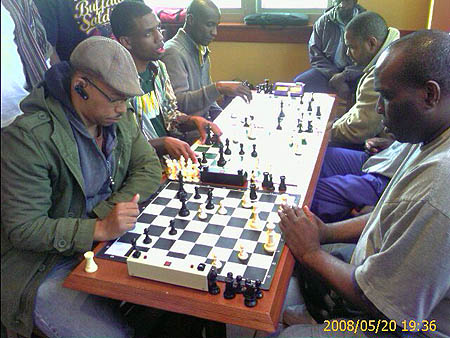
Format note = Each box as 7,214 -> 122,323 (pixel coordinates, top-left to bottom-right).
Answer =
83,78 -> 128,104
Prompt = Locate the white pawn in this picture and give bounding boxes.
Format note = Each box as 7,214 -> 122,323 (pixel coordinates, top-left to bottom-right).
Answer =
211,253 -> 222,270
217,200 -> 228,215
237,244 -> 249,261
241,191 -> 252,209
84,251 -> 98,273
264,222 -> 276,253
247,124 -> 256,140
198,204 -> 208,220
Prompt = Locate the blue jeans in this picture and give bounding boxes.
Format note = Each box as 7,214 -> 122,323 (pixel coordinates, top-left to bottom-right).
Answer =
33,257 -> 134,338
292,68 -> 333,93
310,147 -> 390,223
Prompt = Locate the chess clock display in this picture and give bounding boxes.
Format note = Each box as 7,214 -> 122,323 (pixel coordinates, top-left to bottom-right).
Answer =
272,82 -> 305,97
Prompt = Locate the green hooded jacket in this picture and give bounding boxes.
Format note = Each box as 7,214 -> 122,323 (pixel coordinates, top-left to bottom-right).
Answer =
1,84 -> 162,336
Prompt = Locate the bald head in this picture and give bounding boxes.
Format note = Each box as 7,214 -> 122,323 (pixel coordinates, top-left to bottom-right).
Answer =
187,0 -> 219,18
185,0 -> 220,46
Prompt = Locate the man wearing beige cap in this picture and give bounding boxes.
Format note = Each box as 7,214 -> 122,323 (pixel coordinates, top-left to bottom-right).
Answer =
1,36 -> 163,337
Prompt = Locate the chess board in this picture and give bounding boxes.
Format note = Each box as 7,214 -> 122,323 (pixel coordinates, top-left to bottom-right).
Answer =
193,92 -> 334,195
97,181 -> 301,290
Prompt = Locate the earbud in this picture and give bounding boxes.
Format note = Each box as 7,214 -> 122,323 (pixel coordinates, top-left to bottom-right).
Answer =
74,85 -> 89,100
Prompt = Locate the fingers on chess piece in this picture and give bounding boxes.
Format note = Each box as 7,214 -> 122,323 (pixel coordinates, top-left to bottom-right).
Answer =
84,251 -> 98,273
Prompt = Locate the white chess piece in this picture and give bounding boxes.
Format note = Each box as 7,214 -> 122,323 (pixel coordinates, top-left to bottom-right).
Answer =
264,222 -> 276,253
247,124 -> 256,140
237,244 -> 249,260
211,253 -> 222,270
248,206 -> 260,229
217,200 -> 227,215
241,191 -> 252,209
198,204 -> 208,220
84,251 -> 98,273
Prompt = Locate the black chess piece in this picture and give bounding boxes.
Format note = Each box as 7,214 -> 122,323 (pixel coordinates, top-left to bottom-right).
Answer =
223,272 -> 236,299
206,189 -> 214,209
205,124 -> 212,145
131,238 -> 141,258
169,219 -> 177,235
279,176 -> 287,192
234,275 -> 243,294
279,101 -> 285,118
307,100 -> 313,112
194,186 -> 201,199
249,183 -> 257,201
300,94 -> 304,105
217,144 -> 226,167
310,92 -> 315,102
251,144 -> 257,158
239,143 -> 245,155
255,279 -> 263,299
307,120 -> 313,133
316,105 -> 321,118
262,172 -> 270,189
176,172 -> 186,199
143,227 -> 152,244
208,267 -> 220,295
243,117 -> 249,127
224,138 -> 231,155
298,121 -> 303,133
201,152 -> 208,164
268,174 -> 275,191
178,197 -> 190,217
276,116 -> 282,130
244,280 -> 257,307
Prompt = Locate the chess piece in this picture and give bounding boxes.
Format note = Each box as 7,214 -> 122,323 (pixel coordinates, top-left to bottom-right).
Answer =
241,191 -> 252,209
264,222 -> 276,253
243,117 -> 249,127
201,152 -> 208,164
244,280 -> 257,307
307,100 -> 312,112
307,120 -> 313,133
131,238 -> 141,258
316,105 -> 321,118
302,137 -> 308,145
310,92 -> 315,102
279,101 -> 285,118
250,144 -> 257,158
298,121 -> 303,133
217,144 -> 226,167
84,251 -> 98,273
234,275 -> 243,294
178,197 -> 190,217
169,219 -> 178,235
198,204 -> 207,220
223,272 -> 236,299
249,183 -> 257,201
194,186 -> 201,199
143,227 -> 152,244
217,200 -> 227,215
211,253 -> 222,270
276,116 -> 282,130
262,172 -> 270,189
238,244 -> 249,260
206,189 -> 214,209
279,176 -> 287,192
176,171 -> 186,199
208,267 -> 220,295
255,279 -> 264,299
267,174 -> 275,191
224,138 -> 231,155
239,143 -> 245,155
247,124 -> 256,140
249,206 -> 260,229
300,93 -> 304,105
205,124 -> 212,145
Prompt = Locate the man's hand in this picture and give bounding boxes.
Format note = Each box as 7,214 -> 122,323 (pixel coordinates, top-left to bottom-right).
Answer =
94,194 -> 140,241
278,205 -> 329,262
216,81 -> 253,103
189,116 -> 222,144
364,137 -> 395,155
329,72 -> 351,100
163,136 -> 197,162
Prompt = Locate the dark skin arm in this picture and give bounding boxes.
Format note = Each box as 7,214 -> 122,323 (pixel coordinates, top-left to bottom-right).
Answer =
279,205 -> 386,319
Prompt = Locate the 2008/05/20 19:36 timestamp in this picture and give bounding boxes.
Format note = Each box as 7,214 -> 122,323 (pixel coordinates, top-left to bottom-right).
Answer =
323,319 -> 438,334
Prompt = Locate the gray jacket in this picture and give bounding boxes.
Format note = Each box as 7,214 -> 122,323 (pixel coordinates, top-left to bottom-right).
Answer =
309,4 -> 366,81
162,28 -> 222,118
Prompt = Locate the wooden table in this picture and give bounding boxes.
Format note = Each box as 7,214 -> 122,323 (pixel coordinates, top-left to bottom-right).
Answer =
64,93 -> 337,333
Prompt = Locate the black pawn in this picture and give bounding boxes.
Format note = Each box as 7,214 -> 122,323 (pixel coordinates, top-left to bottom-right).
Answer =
234,275 -> 243,294
194,186 -> 201,199
217,144 -> 226,167
249,183 -> 257,201
307,120 -> 313,133
307,100 -> 312,112
239,143 -> 245,155
131,238 -> 141,258
310,92 -> 315,102
268,174 -> 275,191
205,125 -> 212,145
201,152 -> 208,164
143,227 -> 152,244
279,176 -> 287,192
243,117 -> 249,127
169,219 -> 177,235
300,94 -> 304,105
251,144 -> 257,158
276,116 -> 282,130
279,101 -> 285,118
244,280 -> 257,307
262,172 -> 270,188
255,279 -> 263,299
223,272 -> 236,299
316,105 -> 321,118
206,189 -> 214,209
224,138 -> 231,155
298,121 -> 303,133
208,267 -> 220,295
178,198 -> 190,217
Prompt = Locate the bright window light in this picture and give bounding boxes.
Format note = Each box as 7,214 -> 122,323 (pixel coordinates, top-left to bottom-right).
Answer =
261,0 -> 328,9
144,0 -> 240,9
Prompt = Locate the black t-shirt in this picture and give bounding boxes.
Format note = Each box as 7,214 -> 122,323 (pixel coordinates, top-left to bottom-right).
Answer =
34,0 -> 142,61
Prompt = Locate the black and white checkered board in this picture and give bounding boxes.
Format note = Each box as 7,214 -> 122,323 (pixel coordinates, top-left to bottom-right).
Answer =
97,181 -> 300,290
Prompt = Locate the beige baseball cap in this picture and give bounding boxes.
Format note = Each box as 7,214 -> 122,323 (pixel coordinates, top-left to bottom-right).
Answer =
70,36 -> 144,97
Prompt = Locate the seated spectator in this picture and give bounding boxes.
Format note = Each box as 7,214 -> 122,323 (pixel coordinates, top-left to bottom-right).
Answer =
110,1 -> 222,162
279,30 -> 450,338
330,11 -> 400,147
1,36 -> 162,337
293,0 -> 365,99
162,0 -> 252,121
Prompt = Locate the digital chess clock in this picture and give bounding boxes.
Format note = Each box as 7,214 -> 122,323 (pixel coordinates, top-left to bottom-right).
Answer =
273,82 -> 305,97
